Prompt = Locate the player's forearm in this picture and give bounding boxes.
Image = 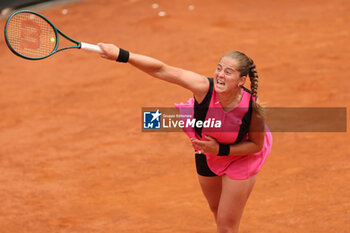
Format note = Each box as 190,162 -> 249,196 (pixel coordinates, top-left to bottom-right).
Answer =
227,140 -> 263,156
98,43 -> 207,93
99,43 -> 166,78
128,52 -> 186,86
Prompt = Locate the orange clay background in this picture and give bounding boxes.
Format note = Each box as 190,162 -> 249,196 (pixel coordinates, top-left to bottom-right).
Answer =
0,0 -> 349,232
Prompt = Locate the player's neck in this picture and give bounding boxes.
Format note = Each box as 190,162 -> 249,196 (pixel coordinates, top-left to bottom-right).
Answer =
218,88 -> 242,112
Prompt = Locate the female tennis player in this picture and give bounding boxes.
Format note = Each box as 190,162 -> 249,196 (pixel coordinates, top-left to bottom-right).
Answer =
98,43 -> 272,233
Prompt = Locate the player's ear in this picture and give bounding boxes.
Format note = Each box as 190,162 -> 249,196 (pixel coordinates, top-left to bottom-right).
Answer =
238,76 -> 247,87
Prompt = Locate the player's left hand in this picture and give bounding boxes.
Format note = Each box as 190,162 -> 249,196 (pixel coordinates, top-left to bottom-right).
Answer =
191,135 -> 219,155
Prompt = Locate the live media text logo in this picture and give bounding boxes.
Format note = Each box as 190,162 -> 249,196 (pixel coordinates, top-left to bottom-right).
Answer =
142,107 -> 222,132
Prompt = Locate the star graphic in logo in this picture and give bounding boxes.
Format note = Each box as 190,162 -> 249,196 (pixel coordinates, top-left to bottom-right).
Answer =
150,109 -> 161,122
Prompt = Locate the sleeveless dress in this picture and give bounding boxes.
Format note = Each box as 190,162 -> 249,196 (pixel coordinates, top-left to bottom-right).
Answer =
175,78 -> 272,180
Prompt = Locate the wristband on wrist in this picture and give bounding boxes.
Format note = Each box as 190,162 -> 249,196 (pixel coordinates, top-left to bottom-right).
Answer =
218,143 -> 230,156
116,48 -> 129,63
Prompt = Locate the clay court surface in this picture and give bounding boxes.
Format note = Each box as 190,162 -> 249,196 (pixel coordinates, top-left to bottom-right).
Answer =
0,0 -> 349,232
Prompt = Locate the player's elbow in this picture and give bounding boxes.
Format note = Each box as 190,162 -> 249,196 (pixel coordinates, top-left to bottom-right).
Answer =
154,64 -> 186,86
249,137 -> 264,153
255,142 -> 264,152
153,63 -> 173,79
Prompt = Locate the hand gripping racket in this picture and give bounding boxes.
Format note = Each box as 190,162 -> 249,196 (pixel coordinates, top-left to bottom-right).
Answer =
4,10 -> 102,60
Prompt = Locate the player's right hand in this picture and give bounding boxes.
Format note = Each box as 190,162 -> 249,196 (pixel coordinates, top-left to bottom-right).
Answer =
98,43 -> 119,61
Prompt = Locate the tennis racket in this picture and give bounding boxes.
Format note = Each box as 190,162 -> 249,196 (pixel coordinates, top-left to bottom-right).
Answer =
4,10 -> 102,60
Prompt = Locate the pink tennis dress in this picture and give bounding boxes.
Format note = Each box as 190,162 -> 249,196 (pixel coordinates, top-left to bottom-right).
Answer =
176,78 -> 272,180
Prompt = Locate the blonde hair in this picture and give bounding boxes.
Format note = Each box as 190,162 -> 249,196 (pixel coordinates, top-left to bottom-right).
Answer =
222,51 -> 264,117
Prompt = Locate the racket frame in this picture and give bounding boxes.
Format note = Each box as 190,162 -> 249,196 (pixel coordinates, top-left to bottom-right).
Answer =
4,10 -> 98,60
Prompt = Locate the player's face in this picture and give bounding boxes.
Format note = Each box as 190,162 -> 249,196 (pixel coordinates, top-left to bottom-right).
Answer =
213,56 -> 246,94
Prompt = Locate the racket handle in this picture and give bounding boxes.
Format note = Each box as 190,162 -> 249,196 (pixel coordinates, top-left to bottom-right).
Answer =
80,42 -> 102,53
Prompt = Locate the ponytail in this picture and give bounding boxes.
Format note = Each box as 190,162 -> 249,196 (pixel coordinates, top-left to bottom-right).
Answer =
248,58 -> 264,118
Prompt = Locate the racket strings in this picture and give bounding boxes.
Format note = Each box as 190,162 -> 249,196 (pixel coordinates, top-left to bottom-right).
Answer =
6,13 -> 56,58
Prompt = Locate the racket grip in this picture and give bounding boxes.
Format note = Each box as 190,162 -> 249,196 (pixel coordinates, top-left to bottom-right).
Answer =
80,42 -> 102,53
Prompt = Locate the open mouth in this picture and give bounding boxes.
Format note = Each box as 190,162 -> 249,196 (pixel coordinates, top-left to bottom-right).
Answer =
216,79 -> 225,87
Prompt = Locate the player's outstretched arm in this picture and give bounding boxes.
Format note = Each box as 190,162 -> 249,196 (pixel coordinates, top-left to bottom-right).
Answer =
98,43 -> 209,102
